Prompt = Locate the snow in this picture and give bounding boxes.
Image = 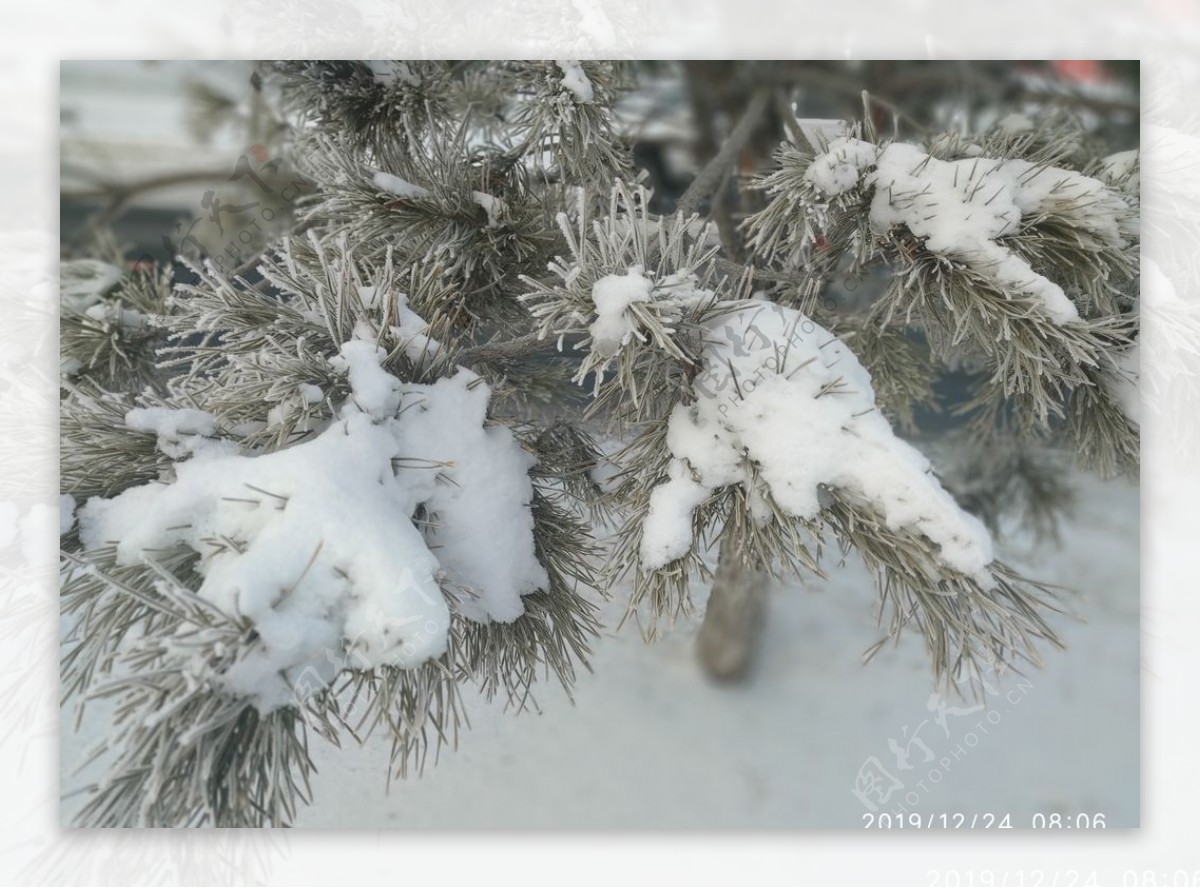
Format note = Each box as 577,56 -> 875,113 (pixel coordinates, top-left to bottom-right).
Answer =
1105,341 -> 1140,425
372,171 -> 431,200
803,136 -> 1133,325
1101,148 -> 1140,190
75,350 -> 549,709
83,301 -> 148,329
60,259 -> 123,313
300,383 -> 324,404
366,60 -> 420,87
794,117 -> 850,151
125,406 -> 217,452
555,60 -> 594,104
640,303 -> 994,580
329,339 -> 401,420
357,285 -> 443,365
60,494 -> 77,536
471,190 -> 503,228
260,468 -> 1136,829
389,371 -> 549,622
79,412 -> 449,711
588,266 -> 654,357
996,112 -> 1034,133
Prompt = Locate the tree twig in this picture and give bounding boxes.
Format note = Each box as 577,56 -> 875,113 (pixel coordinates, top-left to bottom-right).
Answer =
675,89 -> 770,219
455,331 -> 549,367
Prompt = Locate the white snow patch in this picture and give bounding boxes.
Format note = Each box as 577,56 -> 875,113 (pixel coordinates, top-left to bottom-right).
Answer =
60,494 -> 77,535
389,291 -> 443,364
804,136 -> 1132,325
80,413 -> 448,711
471,191 -> 504,228
125,407 -> 223,460
330,339 -> 401,420
641,303 -> 994,580
555,60 -> 595,104
373,171 -> 431,200
389,371 -> 550,622
794,117 -> 850,151
60,259 -> 123,313
996,112 -> 1034,133
367,60 -> 420,87
588,266 -> 654,357
78,362 -> 549,710
300,383 -> 324,404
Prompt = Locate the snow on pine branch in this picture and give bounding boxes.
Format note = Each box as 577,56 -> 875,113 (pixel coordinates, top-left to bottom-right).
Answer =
800,135 -> 1132,325
520,182 -> 725,413
78,345 -> 548,712
639,302 -> 994,581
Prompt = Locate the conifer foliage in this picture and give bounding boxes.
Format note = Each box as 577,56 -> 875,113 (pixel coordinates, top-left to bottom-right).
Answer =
60,61 -> 1139,826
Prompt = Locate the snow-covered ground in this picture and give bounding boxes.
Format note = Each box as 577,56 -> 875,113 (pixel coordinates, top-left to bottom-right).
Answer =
258,468 -> 1135,830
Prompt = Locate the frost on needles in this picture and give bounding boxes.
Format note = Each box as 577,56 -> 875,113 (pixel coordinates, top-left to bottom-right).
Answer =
59,62 -> 1137,827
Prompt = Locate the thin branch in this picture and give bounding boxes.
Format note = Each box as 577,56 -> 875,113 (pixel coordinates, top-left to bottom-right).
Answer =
675,89 -> 770,219
455,331 -> 548,367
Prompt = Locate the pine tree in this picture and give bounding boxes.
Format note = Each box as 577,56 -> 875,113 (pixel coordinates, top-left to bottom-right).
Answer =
60,61 -> 1139,827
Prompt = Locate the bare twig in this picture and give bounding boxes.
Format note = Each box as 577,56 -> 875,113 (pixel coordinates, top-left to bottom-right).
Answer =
675,90 -> 770,219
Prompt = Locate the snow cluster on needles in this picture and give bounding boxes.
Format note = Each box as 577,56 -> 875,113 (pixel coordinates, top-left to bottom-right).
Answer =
638,301 -> 994,580
78,322 -> 547,712
803,136 -> 1132,325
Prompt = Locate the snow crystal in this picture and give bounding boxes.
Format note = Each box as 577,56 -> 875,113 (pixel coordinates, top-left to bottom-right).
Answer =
79,359 -> 549,710
804,136 -> 1132,326
373,171 -> 431,200
555,60 -> 595,103
640,303 -> 994,580
589,266 -> 653,357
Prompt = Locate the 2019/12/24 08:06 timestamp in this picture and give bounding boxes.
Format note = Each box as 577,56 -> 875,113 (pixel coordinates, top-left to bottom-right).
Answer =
861,813 -> 1107,828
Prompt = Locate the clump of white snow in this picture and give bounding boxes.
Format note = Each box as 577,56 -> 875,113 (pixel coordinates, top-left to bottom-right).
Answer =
640,303 -> 994,580
555,60 -> 595,103
61,259 -> 123,313
589,267 -> 654,357
78,349 -> 549,710
471,191 -> 504,228
794,117 -> 850,151
367,60 -> 421,87
389,371 -> 549,622
60,494 -> 77,536
300,383 -> 325,404
995,112 -> 1034,133
330,339 -> 402,420
80,412 -> 449,710
803,136 -> 1133,325
125,407 -> 224,460
373,171 -> 431,200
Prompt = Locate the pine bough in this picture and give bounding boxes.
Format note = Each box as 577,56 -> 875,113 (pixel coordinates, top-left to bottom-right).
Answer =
60,62 -> 1139,826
